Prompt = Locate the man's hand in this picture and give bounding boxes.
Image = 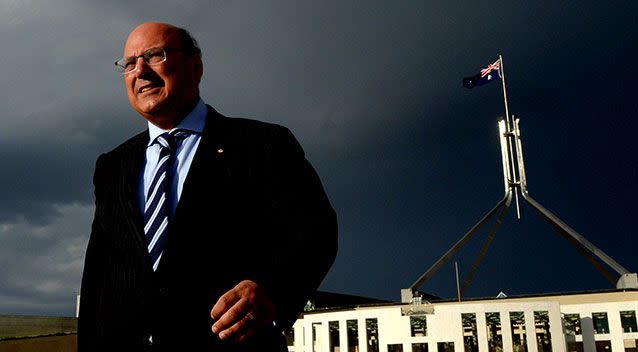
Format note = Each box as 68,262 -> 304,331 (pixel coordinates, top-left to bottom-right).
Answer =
210,280 -> 275,343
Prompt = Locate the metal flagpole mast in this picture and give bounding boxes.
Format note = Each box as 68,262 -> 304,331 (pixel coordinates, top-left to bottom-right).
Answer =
498,54 -> 521,219
499,55 -> 511,126
401,55 -> 637,303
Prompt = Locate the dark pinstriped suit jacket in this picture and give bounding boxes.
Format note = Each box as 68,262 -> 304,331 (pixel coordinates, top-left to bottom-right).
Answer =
78,106 -> 338,351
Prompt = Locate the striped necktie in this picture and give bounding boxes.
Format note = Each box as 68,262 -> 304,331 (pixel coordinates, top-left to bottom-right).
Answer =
144,130 -> 188,271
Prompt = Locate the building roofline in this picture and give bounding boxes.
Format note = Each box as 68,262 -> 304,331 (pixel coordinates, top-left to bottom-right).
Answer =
430,287 -> 638,304
299,288 -> 638,316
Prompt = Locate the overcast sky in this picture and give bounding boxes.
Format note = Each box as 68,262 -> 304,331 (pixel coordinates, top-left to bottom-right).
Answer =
1,1 -> 636,316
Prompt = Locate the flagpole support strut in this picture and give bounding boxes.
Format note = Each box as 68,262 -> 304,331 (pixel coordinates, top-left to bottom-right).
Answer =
403,56 -> 637,301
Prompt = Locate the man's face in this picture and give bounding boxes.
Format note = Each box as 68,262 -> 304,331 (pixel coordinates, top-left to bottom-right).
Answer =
123,23 -> 202,128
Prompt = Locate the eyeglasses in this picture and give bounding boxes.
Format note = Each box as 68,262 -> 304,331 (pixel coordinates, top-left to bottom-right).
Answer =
114,47 -> 189,74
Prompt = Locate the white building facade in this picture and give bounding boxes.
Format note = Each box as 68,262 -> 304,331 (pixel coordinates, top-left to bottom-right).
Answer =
287,290 -> 638,352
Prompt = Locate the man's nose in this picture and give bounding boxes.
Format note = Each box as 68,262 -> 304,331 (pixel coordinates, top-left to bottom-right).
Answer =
130,57 -> 151,77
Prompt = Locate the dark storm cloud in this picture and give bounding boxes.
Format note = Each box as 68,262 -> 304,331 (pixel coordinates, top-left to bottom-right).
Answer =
0,203 -> 91,315
0,0 -> 636,314
0,99 -> 145,223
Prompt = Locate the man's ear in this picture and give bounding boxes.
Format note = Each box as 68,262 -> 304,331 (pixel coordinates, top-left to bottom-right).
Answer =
193,55 -> 203,84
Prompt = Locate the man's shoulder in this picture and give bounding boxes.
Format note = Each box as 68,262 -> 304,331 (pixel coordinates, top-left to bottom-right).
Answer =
99,130 -> 148,161
210,112 -> 305,159
216,113 -> 289,137
212,110 -> 296,146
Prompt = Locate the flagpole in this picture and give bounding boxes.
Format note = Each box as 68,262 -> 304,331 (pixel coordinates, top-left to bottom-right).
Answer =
499,55 -> 511,127
498,54 -> 521,219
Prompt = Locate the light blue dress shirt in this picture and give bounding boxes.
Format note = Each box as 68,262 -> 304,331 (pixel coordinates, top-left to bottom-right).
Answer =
140,99 -> 207,218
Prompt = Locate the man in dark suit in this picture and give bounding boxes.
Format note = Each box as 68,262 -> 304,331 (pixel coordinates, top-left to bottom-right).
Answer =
78,22 -> 337,351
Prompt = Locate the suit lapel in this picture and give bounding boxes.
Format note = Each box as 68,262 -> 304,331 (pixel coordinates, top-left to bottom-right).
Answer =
119,130 -> 150,260
157,107 -> 227,272
173,106 -> 226,221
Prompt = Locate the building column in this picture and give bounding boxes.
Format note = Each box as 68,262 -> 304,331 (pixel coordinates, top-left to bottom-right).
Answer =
501,311 -> 514,352
477,312 -> 489,352
607,308 -> 625,352
548,307 -> 567,352
359,319 -> 368,352
340,320 -> 348,352
580,313 -> 596,352
524,310 -> 539,352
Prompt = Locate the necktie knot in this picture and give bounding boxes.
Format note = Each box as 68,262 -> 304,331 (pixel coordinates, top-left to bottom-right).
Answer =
155,130 -> 189,153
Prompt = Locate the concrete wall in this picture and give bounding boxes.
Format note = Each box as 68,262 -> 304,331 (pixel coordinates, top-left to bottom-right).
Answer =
0,334 -> 76,352
0,316 -> 77,339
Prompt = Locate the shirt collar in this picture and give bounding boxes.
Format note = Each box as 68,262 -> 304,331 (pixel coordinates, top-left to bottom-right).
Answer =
147,98 -> 207,146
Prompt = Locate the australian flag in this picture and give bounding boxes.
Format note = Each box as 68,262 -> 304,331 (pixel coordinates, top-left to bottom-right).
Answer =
463,59 -> 501,89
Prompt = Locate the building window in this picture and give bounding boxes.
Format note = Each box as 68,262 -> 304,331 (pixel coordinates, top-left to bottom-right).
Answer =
621,311 -> 638,333
593,313 -> 610,334
412,343 -> 428,352
510,311 -> 528,352
534,311 -> 552,352
486,312 -> 503,352
284,326 -> 294,346
563,314 -> 582,336
438,342 -> 455,352
367,318 -> 379,352
623,338 -> 637,352
329,321 -> 340,352
347,319 -> 359,352
462,313 -> 479,352
567,342 -> 584,352
595,340 -> 612,352
388,344 -> 404,352
411,315 -> 427,337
